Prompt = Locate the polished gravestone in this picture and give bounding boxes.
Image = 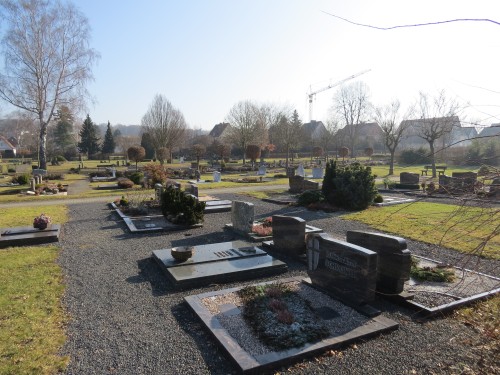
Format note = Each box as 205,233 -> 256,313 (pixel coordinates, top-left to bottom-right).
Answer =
152,240 -> 287,288
0,224 -> 61,248
306,233 -> 378,314
262,215 -> 323,256
346,231 -> 411,295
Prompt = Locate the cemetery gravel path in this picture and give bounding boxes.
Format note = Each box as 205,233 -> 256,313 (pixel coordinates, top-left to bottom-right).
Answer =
56,196 -> 499,375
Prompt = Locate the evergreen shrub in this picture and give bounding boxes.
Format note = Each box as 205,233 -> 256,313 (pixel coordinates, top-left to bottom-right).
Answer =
322,161 -> 378,210
160,186 -> 205,225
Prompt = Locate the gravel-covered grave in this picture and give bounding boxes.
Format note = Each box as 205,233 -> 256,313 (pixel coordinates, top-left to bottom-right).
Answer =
58,195 -> 500,374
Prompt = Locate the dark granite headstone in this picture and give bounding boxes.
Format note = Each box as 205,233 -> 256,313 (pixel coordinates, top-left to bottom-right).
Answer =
451,172 -> 477,193
491,178 -> 500,196
400,172 -> 419,185
306,233 -> 378,305
271,215 -> 306,256
346,231 -> 411,294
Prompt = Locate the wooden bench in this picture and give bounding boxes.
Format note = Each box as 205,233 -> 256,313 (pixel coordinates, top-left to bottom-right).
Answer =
421,165 -> 447,176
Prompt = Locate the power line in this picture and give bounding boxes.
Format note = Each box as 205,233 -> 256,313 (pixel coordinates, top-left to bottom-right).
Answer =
321,11 -> 500,30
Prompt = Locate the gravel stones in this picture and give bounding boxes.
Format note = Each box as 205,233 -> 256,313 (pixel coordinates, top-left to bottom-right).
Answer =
58,195 -> 499,374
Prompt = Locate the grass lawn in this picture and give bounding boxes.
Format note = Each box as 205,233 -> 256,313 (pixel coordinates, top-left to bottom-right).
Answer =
344,202 -> 499,259
0,206 -> 69,374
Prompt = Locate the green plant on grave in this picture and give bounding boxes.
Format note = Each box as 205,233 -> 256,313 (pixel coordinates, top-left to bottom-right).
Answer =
410,257 -> 456,282
297,189 -> 325,206
129,171 -> 144,185
160,186 -> 205,225
374,194 -> 384,203
11,174 -> 29,185
322,161 -> 378,210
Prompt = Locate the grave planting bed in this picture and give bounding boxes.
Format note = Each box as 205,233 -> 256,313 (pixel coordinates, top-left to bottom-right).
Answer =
224,222 -> 323,242
399,255 -> 500,316
109,202 -> 202,233
185,276 -> 398,374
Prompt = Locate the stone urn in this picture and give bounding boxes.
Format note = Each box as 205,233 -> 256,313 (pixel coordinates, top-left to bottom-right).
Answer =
171,246 -> 194,262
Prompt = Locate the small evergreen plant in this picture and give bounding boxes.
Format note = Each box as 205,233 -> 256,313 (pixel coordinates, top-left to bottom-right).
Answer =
160,186 -> 205,225
322,162 -> 378,210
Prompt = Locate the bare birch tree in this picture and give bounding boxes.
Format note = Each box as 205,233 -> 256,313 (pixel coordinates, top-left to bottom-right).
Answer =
373,100 -> 413,175
141,94 -> 187,163
0,0 -> 99,169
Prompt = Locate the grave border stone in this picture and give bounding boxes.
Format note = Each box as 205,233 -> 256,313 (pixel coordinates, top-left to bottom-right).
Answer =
184,276 -> 399,374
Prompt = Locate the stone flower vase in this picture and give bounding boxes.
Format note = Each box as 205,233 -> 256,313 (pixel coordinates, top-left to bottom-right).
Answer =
171,246 -> 194,262
35,222 -> 48,230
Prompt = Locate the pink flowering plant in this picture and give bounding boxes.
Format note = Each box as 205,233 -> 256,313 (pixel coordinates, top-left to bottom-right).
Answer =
33,213 -> 51,228
251,217 -> 273,236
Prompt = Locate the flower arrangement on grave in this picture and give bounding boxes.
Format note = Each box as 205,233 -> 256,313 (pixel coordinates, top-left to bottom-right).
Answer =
410,257 -> 456,282
33,213 -> 51,229
237,283 -> 329,350
251,217 -> 272,236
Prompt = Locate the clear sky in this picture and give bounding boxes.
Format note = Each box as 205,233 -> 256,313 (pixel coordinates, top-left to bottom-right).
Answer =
71,0 -> 499,130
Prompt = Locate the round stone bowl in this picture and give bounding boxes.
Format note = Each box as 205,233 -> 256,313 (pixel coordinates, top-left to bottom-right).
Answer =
171,246 -> 194,262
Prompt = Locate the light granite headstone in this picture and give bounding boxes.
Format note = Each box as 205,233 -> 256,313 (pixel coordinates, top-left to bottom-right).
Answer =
271,215 -> 306,256
346,231 -> 410,294
257,166 -> 266,176
296,163 -> 305,177
32,169 -> 47,176
231,201 -> 254,234
213,171 -> 221,182
307,233 -> 378,305
312,167 -> 324,179
154,183 -> 163,203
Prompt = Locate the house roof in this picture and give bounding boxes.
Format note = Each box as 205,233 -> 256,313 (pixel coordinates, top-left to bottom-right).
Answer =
0,135 -> 16,150
480,124 -> 500,137
401,116 -> 461,131
302,121 -> 327,138
209,123 -> 231,138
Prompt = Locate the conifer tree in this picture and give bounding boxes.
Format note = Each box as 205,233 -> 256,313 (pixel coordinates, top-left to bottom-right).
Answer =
101,121 -> 116,156
78,114 -> 101,158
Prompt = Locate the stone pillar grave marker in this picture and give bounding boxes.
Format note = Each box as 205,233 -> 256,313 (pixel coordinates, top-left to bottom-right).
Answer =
346,231 -> 411,294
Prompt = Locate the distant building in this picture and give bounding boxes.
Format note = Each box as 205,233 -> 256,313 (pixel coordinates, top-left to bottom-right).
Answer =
302,120 -> 327,141
0,135 -> 16,157
480,124 -> 500,137
400,116 -> 461,149
208,122 -> 231,139
449,126 -> 478,147
334,122 -> 385,153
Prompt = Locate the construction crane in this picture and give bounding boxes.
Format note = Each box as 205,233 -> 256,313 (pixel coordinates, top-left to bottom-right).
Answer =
308,69 -> 371,121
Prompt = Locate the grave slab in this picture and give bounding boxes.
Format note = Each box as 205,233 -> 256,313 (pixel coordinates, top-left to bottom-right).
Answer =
0,224 -> 61,248
184,276 -> 399,374
152,241 -> 287,288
